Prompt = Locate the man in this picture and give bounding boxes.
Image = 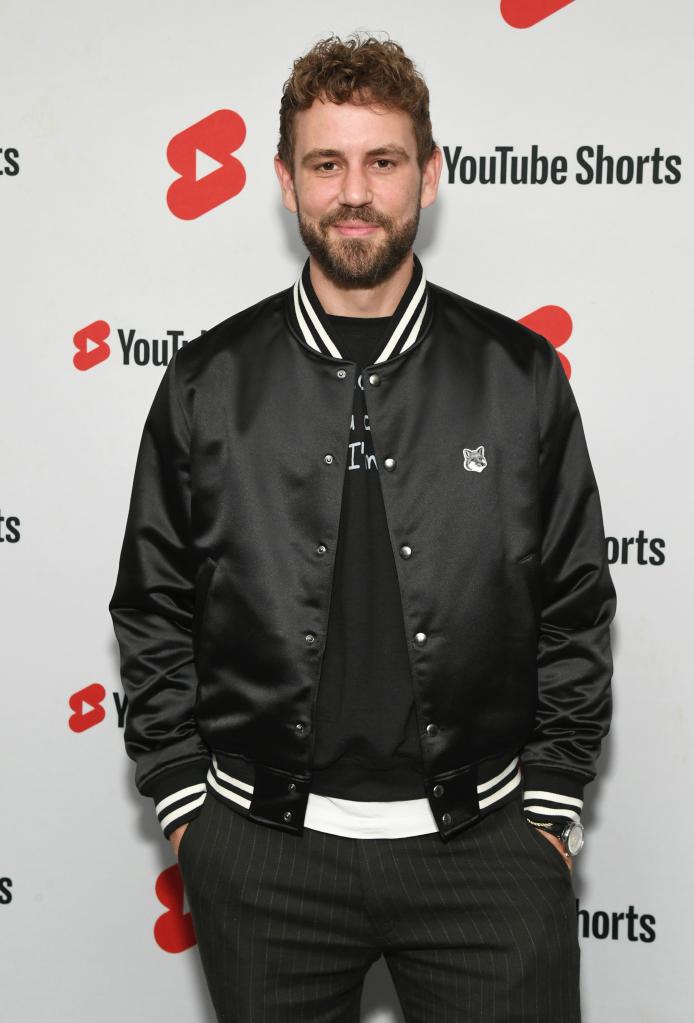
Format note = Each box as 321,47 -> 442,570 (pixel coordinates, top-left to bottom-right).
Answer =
109,32 -> 616,1023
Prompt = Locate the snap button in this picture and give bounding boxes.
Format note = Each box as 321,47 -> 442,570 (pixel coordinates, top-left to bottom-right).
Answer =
399,545 -> 412,559
316,544 -> 327,555
305,633 -> 316,645
294,722 -> 305,734
368,373 -> 381,387
336,369 -> 347,379
433,784 -> 444,797
442,812 -> 452,826
426,722 -> 439,736
287,781 -> 296,792
283,810 -> 293,823
324,453 -> 335,464
414,632 -> 428,646
383,457 -> 396,471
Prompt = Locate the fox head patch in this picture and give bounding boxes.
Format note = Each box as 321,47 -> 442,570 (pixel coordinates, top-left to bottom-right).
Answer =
463,445 -> 487,472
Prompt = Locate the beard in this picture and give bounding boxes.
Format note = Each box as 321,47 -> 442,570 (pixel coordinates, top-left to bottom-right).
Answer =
296,197 -> 421,289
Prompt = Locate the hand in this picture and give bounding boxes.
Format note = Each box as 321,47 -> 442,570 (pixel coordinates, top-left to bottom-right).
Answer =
169,822 -> 189,859
536,828 -> 573,873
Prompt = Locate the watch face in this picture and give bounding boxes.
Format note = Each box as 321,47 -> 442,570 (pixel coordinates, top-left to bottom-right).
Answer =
565,822 -> 585,856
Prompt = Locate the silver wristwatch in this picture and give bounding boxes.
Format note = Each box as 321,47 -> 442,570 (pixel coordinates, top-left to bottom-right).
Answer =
528,818 -> 585,857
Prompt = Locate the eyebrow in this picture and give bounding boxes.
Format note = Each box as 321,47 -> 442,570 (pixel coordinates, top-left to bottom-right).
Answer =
300,144 -> 411,166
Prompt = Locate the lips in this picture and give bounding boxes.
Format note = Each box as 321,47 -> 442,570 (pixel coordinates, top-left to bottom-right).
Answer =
331,222 -> 380,236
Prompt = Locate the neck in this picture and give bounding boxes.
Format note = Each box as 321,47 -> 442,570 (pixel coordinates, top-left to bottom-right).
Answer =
308,251 -> 414,318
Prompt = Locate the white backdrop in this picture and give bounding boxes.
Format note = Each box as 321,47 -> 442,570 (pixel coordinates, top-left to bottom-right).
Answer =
2,1 -> 692,1019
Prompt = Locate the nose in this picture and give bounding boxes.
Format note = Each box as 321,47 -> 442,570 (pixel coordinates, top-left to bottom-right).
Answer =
338,163 -> 373,208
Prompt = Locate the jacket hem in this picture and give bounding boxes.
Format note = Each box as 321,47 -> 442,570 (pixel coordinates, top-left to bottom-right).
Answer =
205,750 -> 523,838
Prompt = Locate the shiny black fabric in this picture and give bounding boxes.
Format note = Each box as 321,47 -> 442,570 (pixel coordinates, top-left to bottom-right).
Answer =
108,276 -> 617,840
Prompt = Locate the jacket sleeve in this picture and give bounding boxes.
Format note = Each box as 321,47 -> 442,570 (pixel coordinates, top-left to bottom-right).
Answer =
108,351 -> 209,840
520,336 -> 617,828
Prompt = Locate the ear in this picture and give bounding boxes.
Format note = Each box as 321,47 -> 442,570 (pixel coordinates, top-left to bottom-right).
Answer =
274,154 -> 298,214
420,146 -> 443,210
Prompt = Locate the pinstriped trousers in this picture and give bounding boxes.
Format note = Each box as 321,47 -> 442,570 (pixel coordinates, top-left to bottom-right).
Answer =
178,789 -> 581,1023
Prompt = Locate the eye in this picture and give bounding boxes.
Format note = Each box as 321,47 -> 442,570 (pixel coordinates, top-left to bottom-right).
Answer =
374,159 -> 395,169
316,161 -> 338,172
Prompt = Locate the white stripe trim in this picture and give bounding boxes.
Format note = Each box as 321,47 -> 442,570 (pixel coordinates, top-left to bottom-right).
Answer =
210,754 -> 520,802
478,768 -> 521,809
207,768 -> 252,809
477,756 -> 520,794
154,782 -> 207,815
523,790 -> 583,809
160,792 -> 207,832
297,275 -> 343,357
292,279 -> 320,353
211,753 -> 254,793
399,296 -> 429,355
524,804 -> 581,823
210,754 -> 521,804
374,274 -> 427,362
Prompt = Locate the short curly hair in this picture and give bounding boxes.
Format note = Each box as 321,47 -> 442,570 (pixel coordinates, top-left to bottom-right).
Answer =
278,32 -> 437,174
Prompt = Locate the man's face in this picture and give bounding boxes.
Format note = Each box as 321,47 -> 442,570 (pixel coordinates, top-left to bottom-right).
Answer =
275,96 -> 441,288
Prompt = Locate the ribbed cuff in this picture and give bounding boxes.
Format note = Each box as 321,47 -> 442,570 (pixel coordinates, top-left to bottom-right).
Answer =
145,761 -> 210,840
521,765 -> 585,826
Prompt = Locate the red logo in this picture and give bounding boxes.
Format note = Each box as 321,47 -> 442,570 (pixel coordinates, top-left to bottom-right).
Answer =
518,305 -> 573,378
167,109 -> 246,220
501,0 -> 575,28
73,320 -> 111,371
68,684 -> 107,732
154,865 -> 197,953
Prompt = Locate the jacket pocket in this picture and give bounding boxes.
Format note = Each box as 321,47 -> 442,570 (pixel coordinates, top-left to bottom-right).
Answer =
513,550 -> 541,636
518,805 -> 573,878
177,796 -> 208,866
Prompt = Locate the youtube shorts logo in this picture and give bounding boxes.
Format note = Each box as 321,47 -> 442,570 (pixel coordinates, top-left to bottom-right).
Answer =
73,320 -> 111,371
68,684 -> 107,733
501,0 -> 575,28
167,109 -> 247,220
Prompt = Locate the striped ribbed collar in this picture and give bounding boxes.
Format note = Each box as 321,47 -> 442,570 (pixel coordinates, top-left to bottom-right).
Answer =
289,253 -> 431,365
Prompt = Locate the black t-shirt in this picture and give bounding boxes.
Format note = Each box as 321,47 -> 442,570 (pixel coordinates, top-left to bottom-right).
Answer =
309,313 -> 425,800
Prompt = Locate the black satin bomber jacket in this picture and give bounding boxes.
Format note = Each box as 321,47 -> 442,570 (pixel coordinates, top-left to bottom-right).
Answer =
108,256 -> 617,842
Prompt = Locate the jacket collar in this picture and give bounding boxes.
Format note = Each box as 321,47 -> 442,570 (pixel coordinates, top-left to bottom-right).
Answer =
288,252 -> 431,365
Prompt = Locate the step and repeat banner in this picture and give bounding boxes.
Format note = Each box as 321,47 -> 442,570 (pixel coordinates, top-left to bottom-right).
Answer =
2,1 -> 691,1020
